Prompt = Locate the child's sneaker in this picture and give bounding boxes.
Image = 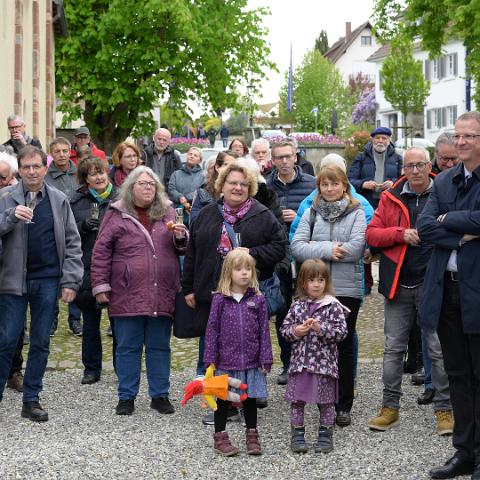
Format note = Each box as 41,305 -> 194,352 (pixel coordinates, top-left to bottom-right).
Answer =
290,426 -> 308,453
368,406 -> 399,431
245,428 -> 262,455
315,426 -> 333,453
213,431 -> 239,457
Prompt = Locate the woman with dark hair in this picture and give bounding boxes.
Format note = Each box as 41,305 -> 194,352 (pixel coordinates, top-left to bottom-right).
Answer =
91,166 -> 187,416
110,141 -> 141,187
229,138 -> 249,157
189,150 -> 238,225
71,157 -> 118,385
291,165 -> 366,427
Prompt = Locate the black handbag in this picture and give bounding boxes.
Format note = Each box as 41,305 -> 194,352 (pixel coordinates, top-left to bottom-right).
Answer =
173,291 -> 209,339
259,272 -> 285,316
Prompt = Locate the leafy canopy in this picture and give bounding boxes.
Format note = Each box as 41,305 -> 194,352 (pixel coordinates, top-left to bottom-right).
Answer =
56,0 -> 274,150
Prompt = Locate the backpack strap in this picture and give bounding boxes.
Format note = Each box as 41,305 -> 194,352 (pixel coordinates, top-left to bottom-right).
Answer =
309,207 -> 317,239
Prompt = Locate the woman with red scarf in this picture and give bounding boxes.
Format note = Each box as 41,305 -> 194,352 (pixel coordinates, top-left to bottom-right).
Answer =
110,142 -> 141,187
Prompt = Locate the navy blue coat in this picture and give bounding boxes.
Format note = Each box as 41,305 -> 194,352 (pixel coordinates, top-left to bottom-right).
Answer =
417,163 -> 480,333
348,142 -> 403,207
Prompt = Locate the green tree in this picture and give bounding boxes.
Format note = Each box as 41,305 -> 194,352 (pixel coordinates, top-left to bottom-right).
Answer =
314,30 -> 329,54
279,49 -> 350,132
373,0 -> 480,106
56,0 -> 274,153
380,36 -> 430,146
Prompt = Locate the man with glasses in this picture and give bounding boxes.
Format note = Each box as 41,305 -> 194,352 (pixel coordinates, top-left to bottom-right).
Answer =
266,140 -> 315,385
69,126 -> 107,167
0,146 -> 82,422
366,147 -> 452,437
419,112 -> 480,479
3,115 -> 42,155
432,133 -> 459,174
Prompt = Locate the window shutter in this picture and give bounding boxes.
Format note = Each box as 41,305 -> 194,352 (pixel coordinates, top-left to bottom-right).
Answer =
440,57 -> 446,79
453,53 -> 458,76
427,110 -> 431,129
425,60 -> 430,80
442,107 -> 447,127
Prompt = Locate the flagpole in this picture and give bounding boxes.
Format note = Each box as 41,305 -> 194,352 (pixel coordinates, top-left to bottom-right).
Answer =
287,43 -> 293,113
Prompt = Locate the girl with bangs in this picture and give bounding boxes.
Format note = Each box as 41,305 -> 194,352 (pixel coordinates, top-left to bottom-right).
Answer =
281,259 -> 348,454
203,249 -> 273,457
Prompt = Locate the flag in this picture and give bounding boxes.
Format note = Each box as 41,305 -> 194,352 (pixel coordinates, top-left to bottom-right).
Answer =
287,43 -> 293,113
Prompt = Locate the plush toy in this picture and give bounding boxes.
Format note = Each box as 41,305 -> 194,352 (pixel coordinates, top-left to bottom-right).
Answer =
181,365 -> 247,411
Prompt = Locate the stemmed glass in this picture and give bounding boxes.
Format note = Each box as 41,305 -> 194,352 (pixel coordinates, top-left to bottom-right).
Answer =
175,207 -> 184,225
25,192 -> 38,224
90,203 -> 100,231
235,232 -> 242,247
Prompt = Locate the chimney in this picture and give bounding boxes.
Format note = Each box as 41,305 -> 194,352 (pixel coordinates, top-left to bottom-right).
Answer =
345,22 -> 352,42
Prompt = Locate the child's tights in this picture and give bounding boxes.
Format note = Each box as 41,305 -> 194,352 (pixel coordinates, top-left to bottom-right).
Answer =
290,401 -> 335,427
214,398 -> 257,433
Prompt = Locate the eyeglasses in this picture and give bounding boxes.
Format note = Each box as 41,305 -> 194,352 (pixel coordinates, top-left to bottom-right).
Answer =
404,162 -> 429,171
136,180 -> 156,188
8,124 -> 23,131
20,164 -> 44,172
272,154 -> 294,162
225,180 -> 249,188
453,134 -> 480,142
123,154 -> 138,160
437,156 -> 458,163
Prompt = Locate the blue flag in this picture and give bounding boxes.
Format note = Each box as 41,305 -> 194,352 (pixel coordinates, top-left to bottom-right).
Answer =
287,44 -> 293,113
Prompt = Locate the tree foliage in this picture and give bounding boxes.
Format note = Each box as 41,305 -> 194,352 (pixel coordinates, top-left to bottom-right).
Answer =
56,0 -> 274,152
279,50 -> 350,132
380,36 -> 430,133
314,30 -> 329,54
373,0 -> 480,106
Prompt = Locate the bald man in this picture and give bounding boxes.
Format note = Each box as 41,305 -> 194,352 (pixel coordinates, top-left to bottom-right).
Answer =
141,128 -> 181,186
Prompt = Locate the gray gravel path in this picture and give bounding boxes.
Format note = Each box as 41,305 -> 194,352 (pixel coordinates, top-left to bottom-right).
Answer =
0,363 -> 457,480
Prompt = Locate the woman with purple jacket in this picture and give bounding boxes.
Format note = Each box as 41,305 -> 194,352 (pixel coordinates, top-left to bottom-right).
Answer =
91,166 -> 188,416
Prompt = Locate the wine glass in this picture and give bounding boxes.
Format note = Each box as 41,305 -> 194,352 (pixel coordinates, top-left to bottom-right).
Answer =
175,207 -> 184,225
90,203 -> 100,231
235,232 -> 242,247
25,191 -> 38,224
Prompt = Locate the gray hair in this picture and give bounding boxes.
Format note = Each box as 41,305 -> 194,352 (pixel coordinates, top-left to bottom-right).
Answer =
435,132 -> 455,151
316,153 -> 346,174
457,111 -> 480,127
404,146 -> 430,163
49,136 -> 71,151
119,166 -> 168,220
0,149 -> 18,175
6,114 -> 24,125
236,156 -> 266,184
251,137 -> 270,152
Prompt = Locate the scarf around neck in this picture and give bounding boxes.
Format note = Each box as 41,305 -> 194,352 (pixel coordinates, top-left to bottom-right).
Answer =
316,195 -> 350,222
89,182 -> 113,204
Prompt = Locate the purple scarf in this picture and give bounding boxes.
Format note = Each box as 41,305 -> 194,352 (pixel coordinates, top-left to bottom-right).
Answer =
218,198 -> 254,256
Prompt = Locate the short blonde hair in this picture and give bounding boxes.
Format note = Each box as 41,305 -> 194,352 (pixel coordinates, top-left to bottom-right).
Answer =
314,165 -> 359,208
215,163 -> 258,198
215,250 -> 259,296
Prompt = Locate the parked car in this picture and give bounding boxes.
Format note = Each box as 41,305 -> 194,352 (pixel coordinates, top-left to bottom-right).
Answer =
394,137 -> 435,156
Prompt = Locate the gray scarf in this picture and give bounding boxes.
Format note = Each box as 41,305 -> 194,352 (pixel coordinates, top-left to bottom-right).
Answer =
316,196 -> 350,222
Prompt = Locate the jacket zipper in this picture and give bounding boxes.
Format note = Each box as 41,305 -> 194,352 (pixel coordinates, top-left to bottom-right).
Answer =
239,299 -> 246,368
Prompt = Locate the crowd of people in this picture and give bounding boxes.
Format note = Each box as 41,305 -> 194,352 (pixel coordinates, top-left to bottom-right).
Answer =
0,111 -> 479,479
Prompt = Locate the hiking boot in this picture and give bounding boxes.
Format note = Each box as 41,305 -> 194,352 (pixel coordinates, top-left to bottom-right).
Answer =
277,368 -> 288,385
417,388 -> 435,405
335,410 -> 351,427
315,426 -> 333,454
411,367 -> 425,385
245,428 -> 262,455
150,396 -> 175,414
290,426 -> 308,453
368,406 -> 399,431
21,401 -> 48,422
213,431 -> 239,457
7,372 -> 23,392
69,319 -> 83,336
116,399 -> 135,415
435,410 -> 454,436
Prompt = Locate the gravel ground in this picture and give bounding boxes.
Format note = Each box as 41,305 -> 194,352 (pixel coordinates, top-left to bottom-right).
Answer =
0,364 -> 457,480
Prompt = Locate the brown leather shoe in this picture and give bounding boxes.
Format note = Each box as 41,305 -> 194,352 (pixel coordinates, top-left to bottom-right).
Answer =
7,372 -> 23,392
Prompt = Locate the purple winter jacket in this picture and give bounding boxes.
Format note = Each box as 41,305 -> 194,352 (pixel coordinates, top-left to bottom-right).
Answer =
281,295 -> 348,378
203,288 -> 273,372
91,200 -> 187,317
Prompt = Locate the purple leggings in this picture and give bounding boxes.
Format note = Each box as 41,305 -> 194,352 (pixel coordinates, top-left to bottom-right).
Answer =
291,401 -> 335,427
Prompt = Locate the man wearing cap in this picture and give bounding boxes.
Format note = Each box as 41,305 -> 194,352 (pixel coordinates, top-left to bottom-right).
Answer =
70,126 -> 107,166
3,115 -> 42,155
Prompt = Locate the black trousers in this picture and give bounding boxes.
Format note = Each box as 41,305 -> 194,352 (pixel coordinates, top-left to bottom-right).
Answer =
437,276 -> 480,463
214,398 -> 257,432
9,330 -> 24,378
274,267 -> 293,370
336,296 -> 362,413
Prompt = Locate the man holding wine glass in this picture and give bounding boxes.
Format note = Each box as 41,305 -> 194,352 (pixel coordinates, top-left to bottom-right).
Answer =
0,145 -> 83,422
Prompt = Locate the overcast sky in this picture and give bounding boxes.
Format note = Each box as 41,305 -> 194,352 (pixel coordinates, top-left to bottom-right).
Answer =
249,0 -> 375,104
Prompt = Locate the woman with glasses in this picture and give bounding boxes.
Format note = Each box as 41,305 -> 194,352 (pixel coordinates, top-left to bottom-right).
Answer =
91,166 -> 188,416
110,142 -> 141,187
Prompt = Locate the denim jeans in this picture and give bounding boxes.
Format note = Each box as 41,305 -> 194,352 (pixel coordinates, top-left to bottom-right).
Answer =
81,307 -> 103,377
0,278 -> 59,402
421,330 -> 433,390
113,315 -> 172,400
196,335 -> 206,377
382,285 -> 451,410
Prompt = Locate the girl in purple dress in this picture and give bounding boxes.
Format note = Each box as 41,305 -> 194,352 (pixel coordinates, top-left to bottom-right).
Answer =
281,259 -> 348,454
204,249 -> 273,457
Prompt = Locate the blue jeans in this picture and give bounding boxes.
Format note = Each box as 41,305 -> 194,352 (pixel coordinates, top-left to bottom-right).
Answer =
0,278 -> 59,402
421,330 -> 433,390
81,307 -> 103,377
196,335 -> 206,377
113,315 -> 172,400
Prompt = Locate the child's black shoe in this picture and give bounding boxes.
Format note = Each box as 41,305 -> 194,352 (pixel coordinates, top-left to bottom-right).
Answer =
291,426 -> 308,453
315,426 -> 333,454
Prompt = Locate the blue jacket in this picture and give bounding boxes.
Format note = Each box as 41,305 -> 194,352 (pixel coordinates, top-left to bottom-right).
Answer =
417,163 -> 480,333
266,166 -> 316,231
348,142 -> 403,207
289,184 -> 374,242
